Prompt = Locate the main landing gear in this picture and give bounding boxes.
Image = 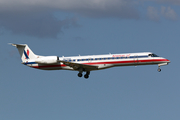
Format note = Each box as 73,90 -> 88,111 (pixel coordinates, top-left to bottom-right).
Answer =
77,71 -> 90,79
78,73 -> 83,77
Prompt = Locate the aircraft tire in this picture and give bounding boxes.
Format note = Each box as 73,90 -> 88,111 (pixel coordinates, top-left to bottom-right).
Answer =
158,68 -> 161,72
78,73 -> 83,77
84,74 -> 89,79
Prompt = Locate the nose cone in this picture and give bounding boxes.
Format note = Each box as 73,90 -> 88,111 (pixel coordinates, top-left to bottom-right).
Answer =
166,59 -> 171,63
161,57 -> 170,63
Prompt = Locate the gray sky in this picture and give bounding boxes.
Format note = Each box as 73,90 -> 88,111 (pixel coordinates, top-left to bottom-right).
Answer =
0,0 -> 179,38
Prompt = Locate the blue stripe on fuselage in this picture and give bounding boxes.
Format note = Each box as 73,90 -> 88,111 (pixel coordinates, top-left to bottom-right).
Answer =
24,62 -> 36,65
23,55 -> 150,65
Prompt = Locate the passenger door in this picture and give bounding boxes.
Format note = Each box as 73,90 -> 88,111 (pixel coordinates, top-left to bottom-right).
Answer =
134,55 -> 138,64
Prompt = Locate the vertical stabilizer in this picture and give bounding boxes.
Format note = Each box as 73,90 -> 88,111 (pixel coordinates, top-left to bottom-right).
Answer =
10,43 -> 37,62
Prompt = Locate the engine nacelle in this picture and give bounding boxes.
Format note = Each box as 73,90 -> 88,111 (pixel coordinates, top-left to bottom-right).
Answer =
35,56 -> 59,64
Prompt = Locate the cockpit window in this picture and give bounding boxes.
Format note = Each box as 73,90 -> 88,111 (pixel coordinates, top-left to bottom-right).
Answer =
148,54 -> 159,57
152,54 -> 159,57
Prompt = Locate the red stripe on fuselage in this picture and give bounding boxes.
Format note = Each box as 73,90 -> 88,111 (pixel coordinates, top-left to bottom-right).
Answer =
84,59 -> 169,65
31,58 -> 169,69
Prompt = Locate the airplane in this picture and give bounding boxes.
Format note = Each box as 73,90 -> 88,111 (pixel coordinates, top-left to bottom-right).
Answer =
10,43 -> 170,79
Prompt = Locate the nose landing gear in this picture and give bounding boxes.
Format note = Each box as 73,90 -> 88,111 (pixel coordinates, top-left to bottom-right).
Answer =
158,65 -> 162,72
158,68 -> 161,72
157,63 -> 169,72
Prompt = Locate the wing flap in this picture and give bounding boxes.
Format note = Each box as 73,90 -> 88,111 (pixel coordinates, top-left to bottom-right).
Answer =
58,60 -> 98,71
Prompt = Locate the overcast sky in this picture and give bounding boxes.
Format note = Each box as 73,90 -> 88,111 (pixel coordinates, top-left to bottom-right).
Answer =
0,0 -> 179,38
0,0 -> 180,120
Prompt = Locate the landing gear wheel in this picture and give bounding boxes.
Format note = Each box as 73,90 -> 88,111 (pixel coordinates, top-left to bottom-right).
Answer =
158,68 -> 161,72
78,73 -> 83,77
84,74 -> 89,79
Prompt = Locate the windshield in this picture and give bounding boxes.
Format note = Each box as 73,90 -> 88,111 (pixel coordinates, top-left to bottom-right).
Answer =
148,54 -> 159,57
152,54 -> 159,57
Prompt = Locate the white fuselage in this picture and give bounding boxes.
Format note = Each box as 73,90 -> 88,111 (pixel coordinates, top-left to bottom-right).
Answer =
24,52 -> 170,71
11,43 -> 170,78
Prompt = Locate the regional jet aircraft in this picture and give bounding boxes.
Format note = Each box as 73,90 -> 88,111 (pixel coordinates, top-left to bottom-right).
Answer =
11,44 -> 170,79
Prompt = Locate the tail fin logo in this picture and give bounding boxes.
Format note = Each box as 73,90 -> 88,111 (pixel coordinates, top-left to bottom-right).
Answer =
24,49 -> 30,59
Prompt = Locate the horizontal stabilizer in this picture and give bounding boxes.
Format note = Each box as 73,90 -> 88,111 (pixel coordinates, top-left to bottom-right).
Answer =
9,43 -> 26,47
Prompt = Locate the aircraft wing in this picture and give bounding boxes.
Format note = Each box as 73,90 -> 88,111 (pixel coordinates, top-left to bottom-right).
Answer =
58,60 -> 98,71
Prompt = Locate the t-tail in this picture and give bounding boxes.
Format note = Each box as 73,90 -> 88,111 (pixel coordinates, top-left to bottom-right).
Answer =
10,43 -> 37,62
